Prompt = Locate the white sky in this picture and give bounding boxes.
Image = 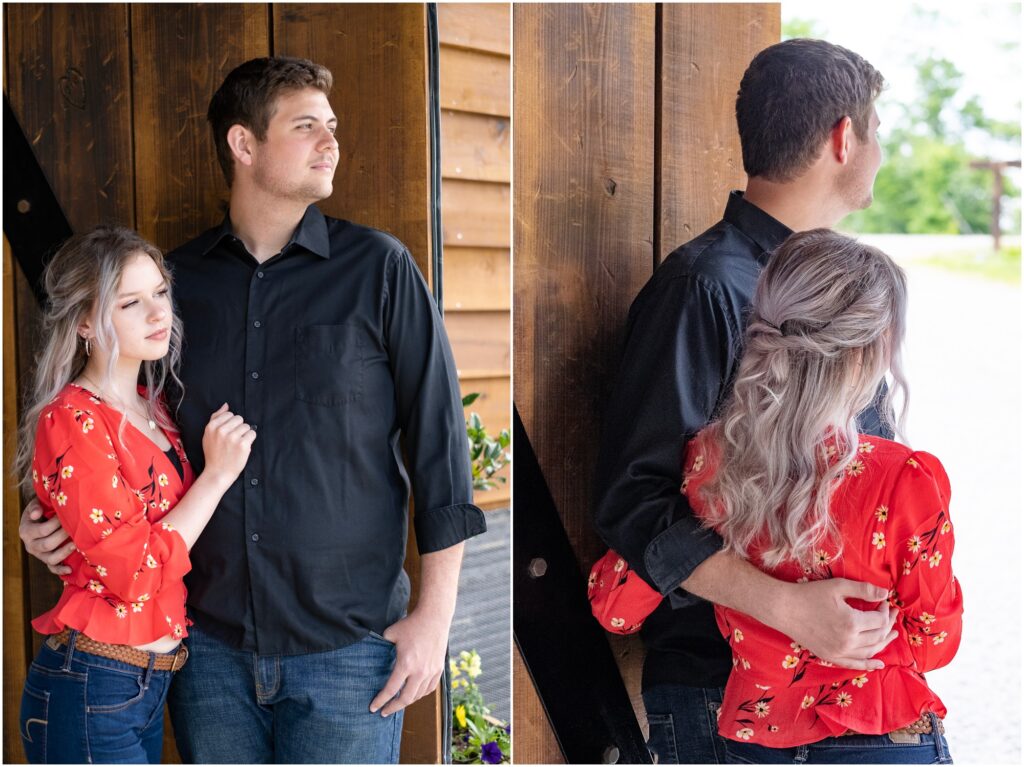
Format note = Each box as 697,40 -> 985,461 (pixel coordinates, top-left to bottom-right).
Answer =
784,0 -> 1022,162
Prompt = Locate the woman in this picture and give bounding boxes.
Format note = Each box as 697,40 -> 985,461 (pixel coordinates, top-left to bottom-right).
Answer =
590,229 -> 960,763
16,226 -> 256,763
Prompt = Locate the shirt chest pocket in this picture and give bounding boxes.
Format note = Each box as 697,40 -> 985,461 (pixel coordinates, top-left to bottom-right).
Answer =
294,324 -> 364,406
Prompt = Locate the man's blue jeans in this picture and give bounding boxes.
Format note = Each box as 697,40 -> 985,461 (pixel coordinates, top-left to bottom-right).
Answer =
644,683 -> 729,764
167,623 -> 403,763
20,633 -> 175,764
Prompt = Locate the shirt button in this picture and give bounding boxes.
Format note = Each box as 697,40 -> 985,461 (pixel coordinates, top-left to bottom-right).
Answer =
256,271 -> 265,279
251,371 -> 260,380
253,320 -> 262,328
251,533 -> 260,542
250,478 -> 259,487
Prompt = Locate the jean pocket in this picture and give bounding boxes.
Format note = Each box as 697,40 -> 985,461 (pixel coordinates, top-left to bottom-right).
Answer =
294,324 -> 364,406
20,681 -> 49,762
366,631 -> 396,646
646,713 -> 679,764
85,666 -> 147,714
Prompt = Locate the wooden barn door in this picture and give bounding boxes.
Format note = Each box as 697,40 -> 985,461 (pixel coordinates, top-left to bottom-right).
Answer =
512,4 -> 780,762
4,3 -> 445,762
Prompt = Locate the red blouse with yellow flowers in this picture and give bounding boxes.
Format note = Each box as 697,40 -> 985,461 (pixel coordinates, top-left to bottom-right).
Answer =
682,430 -> 963,747
30,383 -> 195,646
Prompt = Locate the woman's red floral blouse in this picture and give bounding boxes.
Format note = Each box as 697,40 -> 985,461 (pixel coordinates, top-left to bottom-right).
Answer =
30,383 -> 195,646
682,430 -> 963,747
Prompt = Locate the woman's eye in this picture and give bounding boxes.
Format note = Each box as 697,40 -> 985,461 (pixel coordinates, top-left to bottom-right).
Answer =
121,300 -> 138,309
156,288 -> 169,298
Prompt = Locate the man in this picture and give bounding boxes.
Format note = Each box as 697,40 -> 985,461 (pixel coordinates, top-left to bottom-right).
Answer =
593,39 -> 894,764
20,56 -> 485,763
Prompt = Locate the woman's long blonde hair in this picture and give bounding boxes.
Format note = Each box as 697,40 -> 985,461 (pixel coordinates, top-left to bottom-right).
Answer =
15,226 -> 184,490
700,229 -> 908,568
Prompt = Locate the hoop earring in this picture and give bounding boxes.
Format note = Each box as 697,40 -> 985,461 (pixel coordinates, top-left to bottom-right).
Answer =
84,337 -> 91,357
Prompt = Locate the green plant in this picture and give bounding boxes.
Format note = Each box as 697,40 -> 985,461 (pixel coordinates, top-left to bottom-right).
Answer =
450,650 -> 510,764
463,393 -> 511,491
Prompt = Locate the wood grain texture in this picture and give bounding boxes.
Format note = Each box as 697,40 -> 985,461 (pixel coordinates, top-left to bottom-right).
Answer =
132,4 -> 269,251
512,645 -> 566,764
446,311 -> 510,375
275,3 -> 432,282
657,3 -> 781,260
3,238 -> 30,766
439,46 -> 510,117
443,248 -> 510,311
438,3 -> 510,56
442,180 -> 510,249
6,3 -> 135,231
440,110 -> 510,183
512,5 -> 655,760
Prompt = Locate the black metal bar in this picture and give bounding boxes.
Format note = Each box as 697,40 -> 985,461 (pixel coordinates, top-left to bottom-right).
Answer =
426,2 -> 444,313
513,406 -> 652,764
3,95 -> 73,306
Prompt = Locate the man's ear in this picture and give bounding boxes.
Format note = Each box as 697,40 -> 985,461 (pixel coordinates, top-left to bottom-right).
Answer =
830,116 -> 853,165
227,124 -> 255,169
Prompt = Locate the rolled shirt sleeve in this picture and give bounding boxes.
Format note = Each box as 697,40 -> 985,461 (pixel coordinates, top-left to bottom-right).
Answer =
383,248 -> 487,553
593,273 -> 740,598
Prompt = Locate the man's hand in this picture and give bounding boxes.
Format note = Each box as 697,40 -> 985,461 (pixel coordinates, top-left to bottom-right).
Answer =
19,500 -> 74,576
766,578 -> 898,670
369,609 -> 450,717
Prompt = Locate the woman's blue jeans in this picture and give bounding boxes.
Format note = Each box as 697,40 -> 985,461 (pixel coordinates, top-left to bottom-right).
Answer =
19,631 -> 176,764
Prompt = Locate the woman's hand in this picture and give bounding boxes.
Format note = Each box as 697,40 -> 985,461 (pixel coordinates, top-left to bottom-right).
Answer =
201,404 -> 257,486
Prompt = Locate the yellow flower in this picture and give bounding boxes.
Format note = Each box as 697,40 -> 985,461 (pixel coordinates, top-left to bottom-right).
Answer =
56,492 -> 68,507
733,628 -> 744,643
874,505 -> 888,522
61,465 -> 74,478
836,692 -> 853,707
851,674 -> 868,688
112,475 -> 119,488
87,580 -> 104,594
932,631 -> 948,645
173,623 -> 183,638
95,565 -> 107,577
871,532 -> 886,550
147,554 -> 158,568
115,603 -> 128,619
907,536 -> 922,553
82,417 -> 95,433
903,560 -> 913,575
692,454 -> 705,473
455,705 -> 467,729
801,695 -> 815,709
919,611 -> 935,625
814,550 -> 831,566
941,521 -> 951,534
782,655 -> 799,669
162,522 -> 175,532
754,701 -> 770,718
928,552 -> 943,568
846,460 -> 865,477
908,634 -> 923,646
790,641 -> 803,653
90,508 -> 105,524
906,457 -> 919,468
858,442 -> 875,454
132,602 -> 144,613
32,469 -> 39,483
613,558 -> 625,573
158,473 -> 169,487
610,617 -> 625,628
736,728 -> 754,741
449,658 -> 460,678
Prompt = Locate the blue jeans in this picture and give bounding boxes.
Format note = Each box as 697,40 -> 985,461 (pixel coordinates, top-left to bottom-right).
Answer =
19,632 -> 176,764
643,683 -> 730,764
722,714 -> 952,764
167,623 -> 403,763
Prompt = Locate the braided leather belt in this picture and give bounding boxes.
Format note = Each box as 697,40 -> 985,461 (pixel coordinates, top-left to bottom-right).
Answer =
46,628 -> 188,672
840,714 -> 944,737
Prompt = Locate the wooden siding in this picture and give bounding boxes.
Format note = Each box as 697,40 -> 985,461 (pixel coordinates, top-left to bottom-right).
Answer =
439,3 -> 511,509
512,4 -> 781,762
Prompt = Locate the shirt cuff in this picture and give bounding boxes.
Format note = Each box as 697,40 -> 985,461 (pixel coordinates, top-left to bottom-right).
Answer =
414,502 -> 487,554
643,515 -> 723,597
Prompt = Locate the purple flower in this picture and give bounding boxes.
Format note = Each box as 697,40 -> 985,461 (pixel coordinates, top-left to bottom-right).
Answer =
481,741 -> 502,764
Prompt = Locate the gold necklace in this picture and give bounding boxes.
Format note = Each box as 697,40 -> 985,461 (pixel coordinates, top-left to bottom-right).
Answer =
78,375 -> 157,431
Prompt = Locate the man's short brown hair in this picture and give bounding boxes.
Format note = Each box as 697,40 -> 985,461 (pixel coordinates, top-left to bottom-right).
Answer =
207,56 -> 333,185
736,39 -> 884,182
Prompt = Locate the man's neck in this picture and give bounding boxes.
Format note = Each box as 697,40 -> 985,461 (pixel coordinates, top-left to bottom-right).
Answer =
227,185 -> 311,263
743,176 -> 848,233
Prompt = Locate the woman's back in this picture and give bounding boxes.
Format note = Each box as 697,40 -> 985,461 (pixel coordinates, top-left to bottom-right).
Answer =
684,429 -> 962,746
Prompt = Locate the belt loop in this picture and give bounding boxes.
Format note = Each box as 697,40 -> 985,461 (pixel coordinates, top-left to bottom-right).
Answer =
793,744 -> 809,764
929,713 -> 948,762
142,653 -> 156,689
61,629 -> 79,671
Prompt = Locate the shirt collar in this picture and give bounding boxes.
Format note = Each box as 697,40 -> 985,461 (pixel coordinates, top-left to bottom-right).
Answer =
201,205 -> 331,260
722,190 -> 793,262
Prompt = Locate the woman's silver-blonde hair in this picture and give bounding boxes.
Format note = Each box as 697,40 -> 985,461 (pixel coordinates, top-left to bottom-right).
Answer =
700,229 -> 908,568
15,226 -> 184,489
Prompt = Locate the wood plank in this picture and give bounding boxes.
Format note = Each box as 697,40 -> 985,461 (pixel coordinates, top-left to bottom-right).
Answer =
274,7 -> 439,761
513,4 -> 656,762
442,180 -> 510,249
3,238 -> 30,766
274,3 -> 432,282
441,110 -> 510,183
513,645 -> 566,764
440,46 -> 509,118
443,248 -> 510,311
438,3 -> 510,56
6,3 -> 134,231
447,311 -> 510,375
132,4 -> 269,251
657,3 -> 781,261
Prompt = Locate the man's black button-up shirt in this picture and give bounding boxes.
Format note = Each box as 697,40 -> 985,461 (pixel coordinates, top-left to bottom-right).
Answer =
167,205 -> 486,655
593,192 -> 890,688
